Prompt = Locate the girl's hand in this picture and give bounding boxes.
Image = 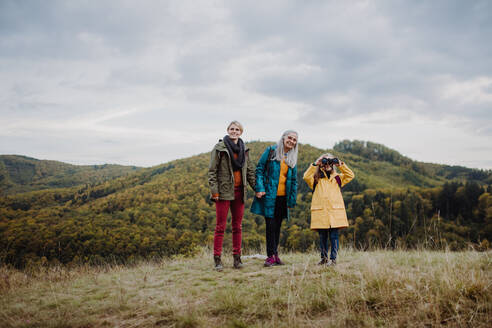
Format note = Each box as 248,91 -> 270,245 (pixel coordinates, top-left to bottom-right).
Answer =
211,195 -> 219,201
315,155 -> 325,165
256,191 -> 266,198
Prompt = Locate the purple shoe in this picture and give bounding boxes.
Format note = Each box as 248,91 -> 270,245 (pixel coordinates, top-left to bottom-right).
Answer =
274,254 -> 284,265
264,256 -> 276,267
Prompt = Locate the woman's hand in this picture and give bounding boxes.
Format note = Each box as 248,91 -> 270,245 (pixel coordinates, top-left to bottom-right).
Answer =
211,194 -> 219,201
256,191 -> 266,198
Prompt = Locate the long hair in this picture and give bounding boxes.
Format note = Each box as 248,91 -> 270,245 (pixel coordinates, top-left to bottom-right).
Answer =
313,153 -> 336,187
274,130 -> 298,168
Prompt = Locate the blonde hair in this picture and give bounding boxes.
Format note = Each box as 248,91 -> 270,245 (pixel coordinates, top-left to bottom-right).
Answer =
321,153 -> 336,160
227,120 -> 244,133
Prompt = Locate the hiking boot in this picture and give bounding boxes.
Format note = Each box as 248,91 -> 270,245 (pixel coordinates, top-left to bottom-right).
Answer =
274,254 -> 284,265
318,258 -> 328,265
233,254 -> 243,269
214,255 -> 223,271
326,259 -> 337,266
264,256 -> 276,267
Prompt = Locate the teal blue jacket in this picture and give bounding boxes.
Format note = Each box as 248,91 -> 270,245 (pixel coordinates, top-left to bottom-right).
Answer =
250,145 -> 298,219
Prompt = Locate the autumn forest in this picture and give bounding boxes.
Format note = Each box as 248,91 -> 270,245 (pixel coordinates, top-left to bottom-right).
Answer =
1,140 -> 491,268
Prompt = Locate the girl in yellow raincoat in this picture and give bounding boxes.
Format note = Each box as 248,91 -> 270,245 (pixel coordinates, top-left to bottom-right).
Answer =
303,153 -> 354,266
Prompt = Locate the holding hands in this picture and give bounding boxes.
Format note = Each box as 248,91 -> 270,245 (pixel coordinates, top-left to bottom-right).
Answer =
256,191 -> 266,198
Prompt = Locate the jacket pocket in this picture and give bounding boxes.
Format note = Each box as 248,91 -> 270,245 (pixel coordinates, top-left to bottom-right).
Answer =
328,200 -> 345,210
329,202 -> 345,209
328,193 -> 345,209
311,204 -> 323,211
219,181 -> 231,193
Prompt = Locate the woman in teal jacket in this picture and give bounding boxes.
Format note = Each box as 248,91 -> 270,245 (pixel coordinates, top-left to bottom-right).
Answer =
251,130 -> 298,266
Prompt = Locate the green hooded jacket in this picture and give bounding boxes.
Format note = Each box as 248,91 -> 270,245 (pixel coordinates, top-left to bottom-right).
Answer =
208,140 -> 256,201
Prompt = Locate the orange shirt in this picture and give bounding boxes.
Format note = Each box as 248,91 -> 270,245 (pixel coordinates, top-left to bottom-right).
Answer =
276,159 -> 288,196
233,153 -> 243,187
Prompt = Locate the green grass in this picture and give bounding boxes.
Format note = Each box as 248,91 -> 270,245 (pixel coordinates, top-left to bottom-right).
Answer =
0,249 -> 490,327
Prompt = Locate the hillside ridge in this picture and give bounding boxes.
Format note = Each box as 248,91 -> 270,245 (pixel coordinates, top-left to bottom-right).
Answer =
1,140 -> 491,268
2,139 -> 490,197
0,154 -> 141,195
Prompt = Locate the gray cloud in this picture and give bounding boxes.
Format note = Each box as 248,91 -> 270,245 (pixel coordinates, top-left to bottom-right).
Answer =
0,0 -> 491,168
226,0 -> 492,129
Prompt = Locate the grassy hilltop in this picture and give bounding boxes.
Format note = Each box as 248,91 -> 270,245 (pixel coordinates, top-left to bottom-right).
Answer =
1,249 -> 490,327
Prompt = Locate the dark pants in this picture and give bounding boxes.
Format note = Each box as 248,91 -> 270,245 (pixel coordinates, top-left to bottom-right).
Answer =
265,196 -> 287,257
213,187 -> 244,256
318,228 -> 339,260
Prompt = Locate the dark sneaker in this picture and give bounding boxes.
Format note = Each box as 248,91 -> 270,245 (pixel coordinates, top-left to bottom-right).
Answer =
326,259 -> 337,266
214,255 -> 223,271
233,254 -> 243,269
318,258 -> 328,265
264,256 -> 276,267
274,254 -> 284,265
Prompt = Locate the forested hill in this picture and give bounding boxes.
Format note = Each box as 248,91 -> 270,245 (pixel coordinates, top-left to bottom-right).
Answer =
334,140 -> 492,183
0,155 -> 141,195
1,141 -> 491,267
2,141 -> 490,195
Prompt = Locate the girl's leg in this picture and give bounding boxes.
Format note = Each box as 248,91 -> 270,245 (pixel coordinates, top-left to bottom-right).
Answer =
213,199 -> 230,257
329,228 -> 340,261
318,229 -> 329,260
230,187 -> 245,255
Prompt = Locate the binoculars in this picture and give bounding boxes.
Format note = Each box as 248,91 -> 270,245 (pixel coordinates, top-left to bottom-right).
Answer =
321,157 -> 339,166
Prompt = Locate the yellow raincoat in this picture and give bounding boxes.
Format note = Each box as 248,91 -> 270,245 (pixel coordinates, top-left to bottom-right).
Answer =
303,163 -> 355,229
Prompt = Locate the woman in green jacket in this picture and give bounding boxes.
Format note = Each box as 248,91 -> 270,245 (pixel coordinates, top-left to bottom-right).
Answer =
208,121 -> 256,271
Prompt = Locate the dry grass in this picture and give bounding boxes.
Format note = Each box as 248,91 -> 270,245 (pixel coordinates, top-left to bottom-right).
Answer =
0,249 -> 490,327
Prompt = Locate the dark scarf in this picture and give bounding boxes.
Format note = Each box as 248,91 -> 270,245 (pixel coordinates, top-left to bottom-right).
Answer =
223,135 -> 245,171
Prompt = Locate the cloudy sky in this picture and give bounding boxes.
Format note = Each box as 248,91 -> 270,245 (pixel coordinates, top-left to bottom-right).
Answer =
1,0 -> 491,169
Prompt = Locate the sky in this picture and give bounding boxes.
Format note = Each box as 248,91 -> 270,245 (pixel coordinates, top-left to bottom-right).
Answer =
1,0 -> 491,169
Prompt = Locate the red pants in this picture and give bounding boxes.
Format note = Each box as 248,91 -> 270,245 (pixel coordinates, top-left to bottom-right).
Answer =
213,187 -> 244,256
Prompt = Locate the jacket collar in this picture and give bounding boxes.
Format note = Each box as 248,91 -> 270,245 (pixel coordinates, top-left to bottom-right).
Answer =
320,167 -> 337,180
